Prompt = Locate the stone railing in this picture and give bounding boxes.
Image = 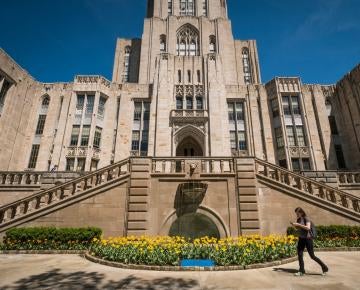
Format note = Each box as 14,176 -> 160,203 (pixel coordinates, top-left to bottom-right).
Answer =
338,172 -> 360,185
0,159 -> 130,230
255,159 -> 360,216
0,172 -> 45,186
151,157 -> 234,174
74,75 -> 111,88
170,110 -> 209,123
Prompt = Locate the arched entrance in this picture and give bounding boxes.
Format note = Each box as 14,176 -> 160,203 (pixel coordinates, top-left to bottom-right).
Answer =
169,213 -> 220,240
176,136 -> 203,156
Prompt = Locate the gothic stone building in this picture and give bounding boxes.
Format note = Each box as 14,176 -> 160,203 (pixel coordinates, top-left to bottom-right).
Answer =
0,0 -> 359,238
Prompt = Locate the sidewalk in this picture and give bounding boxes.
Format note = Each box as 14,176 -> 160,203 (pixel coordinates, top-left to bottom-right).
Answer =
0,252 -> 359,289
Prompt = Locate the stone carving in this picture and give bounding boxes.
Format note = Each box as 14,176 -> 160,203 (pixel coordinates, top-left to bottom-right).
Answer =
185,85 -> 194,97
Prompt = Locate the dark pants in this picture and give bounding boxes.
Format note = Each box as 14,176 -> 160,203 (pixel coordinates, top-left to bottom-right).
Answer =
297,238 -> 328,273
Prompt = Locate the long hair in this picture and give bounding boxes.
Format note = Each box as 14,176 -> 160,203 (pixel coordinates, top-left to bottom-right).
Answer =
295,207 -> 307,218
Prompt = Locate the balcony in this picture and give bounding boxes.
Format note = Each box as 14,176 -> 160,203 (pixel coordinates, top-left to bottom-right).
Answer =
170,110 -> 209,123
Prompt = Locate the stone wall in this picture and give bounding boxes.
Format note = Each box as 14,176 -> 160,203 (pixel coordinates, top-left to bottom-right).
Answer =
257,183 -> 359,236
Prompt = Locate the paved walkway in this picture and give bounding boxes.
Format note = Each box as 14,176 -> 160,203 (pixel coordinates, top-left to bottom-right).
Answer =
0,252 -> 359,289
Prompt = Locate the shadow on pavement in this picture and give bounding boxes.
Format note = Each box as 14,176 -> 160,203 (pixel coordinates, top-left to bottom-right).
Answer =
273,268 -> 324,276
1,269 -> 214,290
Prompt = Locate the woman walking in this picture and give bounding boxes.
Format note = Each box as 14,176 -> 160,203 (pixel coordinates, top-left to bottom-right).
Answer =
291,207 -> 328,276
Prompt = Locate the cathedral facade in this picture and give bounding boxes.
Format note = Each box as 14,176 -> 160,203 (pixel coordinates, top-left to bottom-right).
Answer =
0,0 -> 359,237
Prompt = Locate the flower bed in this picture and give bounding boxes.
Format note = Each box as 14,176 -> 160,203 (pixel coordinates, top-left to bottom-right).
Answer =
287,225 -> 360,248
1,227 -> 102,251
89,235 -> 297,266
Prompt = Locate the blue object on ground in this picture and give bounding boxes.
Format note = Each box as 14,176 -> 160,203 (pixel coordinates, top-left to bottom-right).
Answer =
180,259 -> 215,267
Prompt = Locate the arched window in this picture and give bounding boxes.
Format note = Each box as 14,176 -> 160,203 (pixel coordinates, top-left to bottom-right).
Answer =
202,0 -> 207,16
180,0 -> 195,16
42,95 -> 50,110
168,0 -> 173,15
176,24 -> 199,56
123,46 -> 131,82
209,35 -> 216,53
160,35 -> 166,52
242,48 -> 252,84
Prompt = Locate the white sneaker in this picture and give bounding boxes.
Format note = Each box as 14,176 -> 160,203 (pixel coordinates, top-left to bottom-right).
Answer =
294,272 -> 305,277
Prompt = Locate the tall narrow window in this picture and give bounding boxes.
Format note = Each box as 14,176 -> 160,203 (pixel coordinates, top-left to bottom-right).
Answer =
134,102 -> 142,120
178,70 -> 182,83
131,131 -> 140,151
202,0 -> 207,16
242,48 -> 252,84
80,125 -> 91,146
335,145 -> 347,169
291,96 -> 301,115
209,35 -> 216,53
141,130 -> 149,155
196,96 -> 203,110
70,125 -> 80,146
143,103 -> 150,121
168,0 -> 173,15
328,116 -> 338,135
0,79 -> 11,114
236,103 -> 244,120
189,40 -> 196,56
271,99 -> 279,118
176,24 -> 199,56
228,102 -> 247,152
274,127 -> 284,148
77,158 -> 86,172
160,34 -> 166,52
123,46 -> 131,82
176,96 -> 183,109
66,158 -> 75,171
131,102 -> 150,156
28,145 -> 40,169
187,70 -> 191,83
302,158 -> 311,171
230,131 -> 236,150
296,126 -> 306,146
35,115 -> 47,135
291,158 -> 300,171
197,70 -> 201,83
93,127 -> 102,148
186,96 -> 193,109
76,94 -> 85,115
86,95 -> 95,115
282,96 -> 291,115
238,131 -> 247,150
286,126 -> 296,146
97,96 -> 106,119
180,0 -> 195,16
228,103 -> 235,123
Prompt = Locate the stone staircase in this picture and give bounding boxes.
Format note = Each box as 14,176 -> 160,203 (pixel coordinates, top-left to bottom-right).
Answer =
255,158 -> 360,222
126,158 -> 151,236
235,158 -> 261,235
0,158 -> 131,233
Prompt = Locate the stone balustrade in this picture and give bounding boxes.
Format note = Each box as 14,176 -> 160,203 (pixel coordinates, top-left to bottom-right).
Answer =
338,172 -> 360,185
151,158 -> 234,174
170,110 -> 209,123
74,75 -> 111,88
0,172 -> 44,186
0,159 -> 130,228
255,159 -> 360,214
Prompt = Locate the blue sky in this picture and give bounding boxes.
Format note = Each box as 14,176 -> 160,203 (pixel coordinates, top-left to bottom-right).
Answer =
0,0 -> 359,84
